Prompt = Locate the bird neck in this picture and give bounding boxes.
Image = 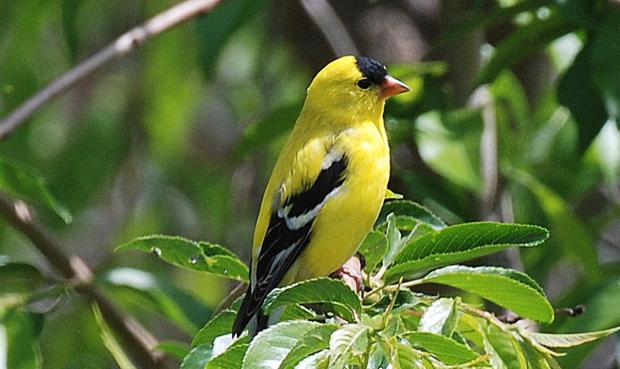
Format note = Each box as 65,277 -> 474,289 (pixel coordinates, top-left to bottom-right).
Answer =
300,99 -> 387,131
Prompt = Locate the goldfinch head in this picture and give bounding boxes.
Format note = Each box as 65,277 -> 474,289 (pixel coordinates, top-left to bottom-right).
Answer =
305,55 -> 410,119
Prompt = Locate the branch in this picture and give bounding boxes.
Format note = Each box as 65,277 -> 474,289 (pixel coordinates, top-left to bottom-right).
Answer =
300,0 -> 359,56
0,0 -> 224,140
0,193 -> 164,369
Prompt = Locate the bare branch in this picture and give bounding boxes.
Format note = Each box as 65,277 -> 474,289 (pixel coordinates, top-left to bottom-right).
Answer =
300,0 -> 359,56
0,0 -> 224,140
0,193 -> 164,369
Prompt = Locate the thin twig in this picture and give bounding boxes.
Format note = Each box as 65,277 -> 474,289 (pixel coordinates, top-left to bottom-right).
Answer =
0,0 -> 224,140
299,0 -> 359,56
0,193 -> 163,369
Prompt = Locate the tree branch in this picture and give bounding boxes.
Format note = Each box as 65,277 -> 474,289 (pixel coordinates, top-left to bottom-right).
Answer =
0,193 -> 164,369
0,0 -> 224,140
299,0 -> 359,56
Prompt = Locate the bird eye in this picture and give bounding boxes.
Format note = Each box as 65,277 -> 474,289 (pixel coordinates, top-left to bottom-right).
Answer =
357,78 -> 372,89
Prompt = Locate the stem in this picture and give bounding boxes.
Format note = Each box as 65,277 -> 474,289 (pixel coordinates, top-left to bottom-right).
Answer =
0,194 -> 164,369
0,0 -> 224,140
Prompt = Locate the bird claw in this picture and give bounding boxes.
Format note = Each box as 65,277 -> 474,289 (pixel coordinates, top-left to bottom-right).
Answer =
331,254 -> 365,292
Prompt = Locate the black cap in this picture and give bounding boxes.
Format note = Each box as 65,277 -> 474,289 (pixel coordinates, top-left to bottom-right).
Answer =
355,56 -> 387,85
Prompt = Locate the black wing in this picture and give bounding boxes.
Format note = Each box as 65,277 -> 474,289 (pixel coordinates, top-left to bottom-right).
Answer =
232,153 -> 347,336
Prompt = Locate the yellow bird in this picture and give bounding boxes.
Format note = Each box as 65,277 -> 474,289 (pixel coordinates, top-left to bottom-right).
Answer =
233,55 -> 410,336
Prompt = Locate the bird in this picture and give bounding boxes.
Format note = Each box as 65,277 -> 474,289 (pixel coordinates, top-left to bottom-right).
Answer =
232,55 -> 410,337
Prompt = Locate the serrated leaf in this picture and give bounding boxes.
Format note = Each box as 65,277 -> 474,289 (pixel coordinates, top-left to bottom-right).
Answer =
206,340 -> 248,369
0,158 -> 72,223
116,235 -> 248,282
242,321 -> 323,369
358,231 -> 388,273
378,200 -> 446,230
329,323 -> 369,369
524,327 -> 620,349
279,324 -> 338,369
419,298 -> 458,336
386,222 -> 548,281
404,332 -> 479,365
262,278 -> 361,322
294,350 -> 329,369
423,266 -> 554,323
193,310 -> 237,347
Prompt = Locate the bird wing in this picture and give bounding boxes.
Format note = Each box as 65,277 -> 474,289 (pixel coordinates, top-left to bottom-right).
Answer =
233,135 -> 347,335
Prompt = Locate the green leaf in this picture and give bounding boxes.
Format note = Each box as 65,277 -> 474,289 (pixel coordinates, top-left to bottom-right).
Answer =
194,0 -> 268,78
279,324 -> 338,369
181,344 -> 213,369
383,336 -> 422,369
116,235 -> 248,282
155,341 -> 191,361
262,278 -> 361,322
478,14 -> 574,84
386,222 -> 548,281
418,298 -> 458,336
193,310 -> 237,347
0,158 -> 72,223
358,231 -> 388,273
524,327 -> 620,348
423,266 -> 554,323
328,323 -> 370,369
294,350 -> 329,369
206,339 -> 248,369
242,320 -> 323,369
591,10 -> 620,120
557,43 -> 609,152
0,262 -> 45,295
404,332 -> 479,365
378,200 -> 446,230
486,326 -> 527,369
0,308 -> 42,369
92,304 -> 137,369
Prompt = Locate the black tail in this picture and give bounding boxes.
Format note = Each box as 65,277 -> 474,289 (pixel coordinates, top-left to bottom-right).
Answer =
232,286 -> 269,337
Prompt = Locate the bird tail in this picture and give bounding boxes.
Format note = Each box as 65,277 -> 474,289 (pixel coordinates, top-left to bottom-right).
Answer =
232,286 -> 282,338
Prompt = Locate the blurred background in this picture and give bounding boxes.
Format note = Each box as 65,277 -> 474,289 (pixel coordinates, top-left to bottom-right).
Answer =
1,0 -> 619,368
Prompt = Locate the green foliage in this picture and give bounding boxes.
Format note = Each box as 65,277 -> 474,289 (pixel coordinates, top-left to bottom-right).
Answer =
128,200 -> 617,368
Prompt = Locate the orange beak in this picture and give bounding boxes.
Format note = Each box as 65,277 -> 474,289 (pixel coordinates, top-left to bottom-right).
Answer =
380,75 -> 411,98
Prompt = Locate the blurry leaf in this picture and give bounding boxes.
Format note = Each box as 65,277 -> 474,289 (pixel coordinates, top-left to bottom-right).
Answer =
555,0 -> 599,26
386,222 -> 548,281
590,10 -> 620,120
193,310 -> 236,347
242,320 -> 323,369
116,235 -> 249,282
385,189 -> 404,200
423,266 -> 554,323
511,171 -> 601,279
328,323 -> 369,369
478,14 -> 574,84
279,324 -> 338,369
61,0 -> 85,62
262,278 -> 361,322
195,0 -> 268,78
103,267 -> 210,334
358,231 -> 388,273
0,262 -> 45,295
524,327 -> 620,349
0,308 -> 42,369
404,332 -> 479,365
155,341 -> 191,361
181,344 -> 212,369
377,200 -> 446,230
91,303 -> 137,369
418,298 -> 458,336
557,43 -> 608,152
233,102 -> 301,161
0,158 -> 72,223
206,339 -> 248,369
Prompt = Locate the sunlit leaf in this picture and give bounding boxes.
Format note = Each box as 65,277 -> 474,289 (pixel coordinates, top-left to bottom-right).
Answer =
418,298 -> 458,336
116,235 -> 248,282
377,200 -> 446,230
328,323 -> 369,369
279,324 -> 338,369
206,339 -> 248,369
181,344 -> 212,369
242,321 -> 323,369
423,266 -> 554,323
294,349 -> 329,369
386,222 -> 548,281
524,327 -> 620,348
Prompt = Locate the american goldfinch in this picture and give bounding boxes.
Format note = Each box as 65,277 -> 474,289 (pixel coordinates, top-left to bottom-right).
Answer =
233,55 -> 410,337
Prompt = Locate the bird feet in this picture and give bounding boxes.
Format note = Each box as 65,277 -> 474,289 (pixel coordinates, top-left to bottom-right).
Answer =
331,254 -> 365,292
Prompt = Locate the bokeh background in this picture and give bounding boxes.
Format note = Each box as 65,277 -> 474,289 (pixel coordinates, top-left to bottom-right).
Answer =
1,0 -> 619,368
